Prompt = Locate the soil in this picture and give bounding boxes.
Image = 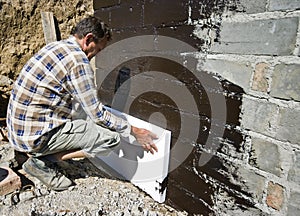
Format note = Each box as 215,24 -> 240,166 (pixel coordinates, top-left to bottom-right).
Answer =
0,0 -> 95,118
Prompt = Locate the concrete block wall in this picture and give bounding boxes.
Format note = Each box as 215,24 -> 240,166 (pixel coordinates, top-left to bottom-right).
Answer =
200,0 -> 300,215
93,0 -> 300,215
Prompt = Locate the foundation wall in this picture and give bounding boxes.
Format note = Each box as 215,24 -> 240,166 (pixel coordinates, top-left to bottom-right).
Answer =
94,0 -> 300,215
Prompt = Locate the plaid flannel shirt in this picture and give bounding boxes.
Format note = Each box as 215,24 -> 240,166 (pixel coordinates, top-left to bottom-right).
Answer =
6,36 -> 131,152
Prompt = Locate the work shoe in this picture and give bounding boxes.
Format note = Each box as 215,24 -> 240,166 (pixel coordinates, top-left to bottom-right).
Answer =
22,157 -> 73,191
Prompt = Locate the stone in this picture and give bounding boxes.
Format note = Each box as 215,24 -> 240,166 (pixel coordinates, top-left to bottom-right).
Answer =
270,63 -> 300,102
287,206 -> 299,216
276,108 -> 300,144
210,17 -> 299,55
238,0 -> 267,14
241,97 -> 278,137
251,62 -> 269,92
236,167 -> 266,202
266,182 -> 284,210
269,0 -> 300,11
0,143 -> 16,168
201,59 -> 252,92
287,191 -> 300,216
0,75 -> 13,88
288,151 -> 300,184
250,138 -> 281,176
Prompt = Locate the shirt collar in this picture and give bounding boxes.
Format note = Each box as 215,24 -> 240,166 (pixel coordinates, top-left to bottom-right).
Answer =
68,36 -> 82,49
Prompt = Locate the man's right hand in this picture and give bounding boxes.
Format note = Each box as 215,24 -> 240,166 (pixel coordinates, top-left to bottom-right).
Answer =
131,126 -> 158,154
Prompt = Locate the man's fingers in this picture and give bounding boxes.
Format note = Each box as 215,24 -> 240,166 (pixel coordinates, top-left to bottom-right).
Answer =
133,128 -> 159,154
142,142 -> 158,154
151,143 -> 158,152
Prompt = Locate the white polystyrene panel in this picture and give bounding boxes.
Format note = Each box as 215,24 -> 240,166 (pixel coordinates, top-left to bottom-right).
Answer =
97,108 -> 171,203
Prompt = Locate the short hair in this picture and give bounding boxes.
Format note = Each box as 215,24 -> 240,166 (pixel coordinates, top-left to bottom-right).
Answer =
71,16 -> 112,42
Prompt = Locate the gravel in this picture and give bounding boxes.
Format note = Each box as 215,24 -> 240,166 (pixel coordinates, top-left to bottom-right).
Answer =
0,141 -> 187,216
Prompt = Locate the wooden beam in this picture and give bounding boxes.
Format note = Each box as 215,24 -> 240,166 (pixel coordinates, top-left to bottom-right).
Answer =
41,12 -> 57,44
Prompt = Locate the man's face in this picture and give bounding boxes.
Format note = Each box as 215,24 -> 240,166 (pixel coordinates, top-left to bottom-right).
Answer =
84,37 -> 108,60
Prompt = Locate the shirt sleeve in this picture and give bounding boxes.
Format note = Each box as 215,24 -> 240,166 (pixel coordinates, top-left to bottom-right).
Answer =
66,62 -> 131,137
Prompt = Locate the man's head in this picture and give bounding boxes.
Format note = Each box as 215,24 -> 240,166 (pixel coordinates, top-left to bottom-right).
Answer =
71,16 -> 112,60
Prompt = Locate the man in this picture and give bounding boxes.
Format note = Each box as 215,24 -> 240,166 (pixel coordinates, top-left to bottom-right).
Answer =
6,16 -> 158,191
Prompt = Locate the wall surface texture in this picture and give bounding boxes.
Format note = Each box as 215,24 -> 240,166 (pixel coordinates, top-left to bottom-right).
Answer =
93,0 -> 300,215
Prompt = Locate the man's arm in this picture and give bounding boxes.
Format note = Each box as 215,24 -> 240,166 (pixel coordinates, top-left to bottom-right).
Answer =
68,63 -> 158,152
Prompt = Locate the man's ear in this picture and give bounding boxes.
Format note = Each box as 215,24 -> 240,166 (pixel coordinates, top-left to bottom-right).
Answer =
84,33 -> 94,46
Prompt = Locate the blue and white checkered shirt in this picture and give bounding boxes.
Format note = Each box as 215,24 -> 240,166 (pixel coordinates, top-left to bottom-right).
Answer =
6,36 -> 130,152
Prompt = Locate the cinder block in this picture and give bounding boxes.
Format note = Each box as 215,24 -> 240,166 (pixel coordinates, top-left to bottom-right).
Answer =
156,25 -> 202,50
94,9 -> 110,26
0,167 -> 21,196
269,0 -> 300,11
210,17 -> 299,55
250,138 -> 281,176
235,166 -> 266,202
144,0 -> 189,26
190,0 -> 215,20
276,108 -> 300,144
240,97 -> 278,137
288,151 -> 300,184
237,0 -> 267,14
168,166 -> 214,214
201,59 -> 252,92
94,1 -> 143,28
242,101 -> 299,145
190,0 -> 242,19
93,0 -> 119,10
110,2 -> 142,28
270,63 -> 300,102
287,191 -> 300,216
107,27 -> 154,45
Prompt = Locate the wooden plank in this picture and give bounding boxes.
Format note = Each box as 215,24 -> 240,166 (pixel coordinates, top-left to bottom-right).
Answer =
41,12 -> 57,44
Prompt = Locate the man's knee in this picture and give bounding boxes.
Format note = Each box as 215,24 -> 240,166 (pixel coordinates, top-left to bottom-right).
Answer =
82,121 -> 121,157
100,130 -> 120,149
